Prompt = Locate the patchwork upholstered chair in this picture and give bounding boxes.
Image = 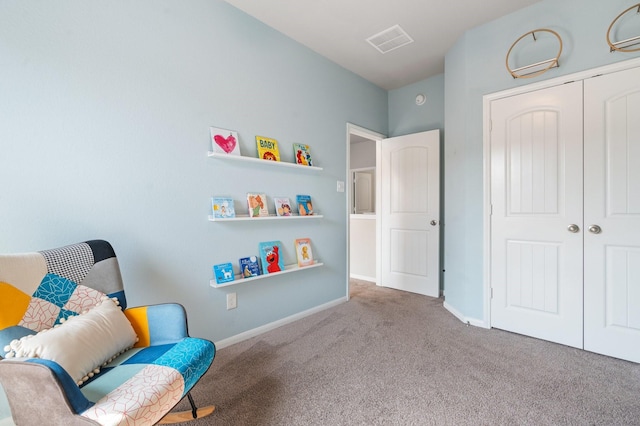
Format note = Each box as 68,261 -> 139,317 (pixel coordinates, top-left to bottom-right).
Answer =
0,239 -> 215,425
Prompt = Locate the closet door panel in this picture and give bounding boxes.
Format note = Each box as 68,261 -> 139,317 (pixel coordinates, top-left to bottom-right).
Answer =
584,66 -> 640,363
490,81 -> 584,348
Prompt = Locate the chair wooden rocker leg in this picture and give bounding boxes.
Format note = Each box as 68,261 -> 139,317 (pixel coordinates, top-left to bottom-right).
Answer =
158,392 -> 215,424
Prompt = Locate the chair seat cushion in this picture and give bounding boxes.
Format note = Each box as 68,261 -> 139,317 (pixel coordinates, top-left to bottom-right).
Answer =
79,337 -> 215,425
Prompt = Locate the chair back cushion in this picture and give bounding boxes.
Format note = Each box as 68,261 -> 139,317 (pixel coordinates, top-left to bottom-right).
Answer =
0,240 -> 126,351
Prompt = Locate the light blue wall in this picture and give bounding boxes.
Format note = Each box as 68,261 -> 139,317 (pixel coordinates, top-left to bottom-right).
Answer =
0,0 -> 387,350
444,0 -> 640,321
388,74 -> 444,137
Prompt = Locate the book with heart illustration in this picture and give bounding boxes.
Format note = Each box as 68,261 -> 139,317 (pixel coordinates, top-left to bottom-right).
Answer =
210,127 -> 241,156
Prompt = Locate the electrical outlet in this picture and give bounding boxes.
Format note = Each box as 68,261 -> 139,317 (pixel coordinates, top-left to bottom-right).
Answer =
337,180 -> 345,192
226,292 -> 237,310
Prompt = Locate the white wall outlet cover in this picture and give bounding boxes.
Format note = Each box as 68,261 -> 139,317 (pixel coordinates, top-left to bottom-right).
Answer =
227,292 -> 237,310
337,180 -> 345,192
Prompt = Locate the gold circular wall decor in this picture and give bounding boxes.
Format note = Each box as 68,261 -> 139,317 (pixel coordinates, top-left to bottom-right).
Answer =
606,3 -> 640,52
505,28 -> 563,79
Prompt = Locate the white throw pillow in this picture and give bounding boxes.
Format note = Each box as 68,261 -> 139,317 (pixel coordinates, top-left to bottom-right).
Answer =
4,298 -> 137,385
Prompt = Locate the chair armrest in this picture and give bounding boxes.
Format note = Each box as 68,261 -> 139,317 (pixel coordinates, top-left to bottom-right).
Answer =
124,303 -> 189,347
0,359 -> 97,425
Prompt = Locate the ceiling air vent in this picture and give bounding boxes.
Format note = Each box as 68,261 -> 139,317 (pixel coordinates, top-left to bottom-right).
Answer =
366,24 -> 414,54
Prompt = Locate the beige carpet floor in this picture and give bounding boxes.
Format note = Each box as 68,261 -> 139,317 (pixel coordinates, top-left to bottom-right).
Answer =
174,279 -> 640,425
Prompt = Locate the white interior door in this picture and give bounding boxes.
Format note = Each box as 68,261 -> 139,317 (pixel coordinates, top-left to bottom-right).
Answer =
380,130 -> 440,297
490,82 -> 584,348
584,67 -> 640,363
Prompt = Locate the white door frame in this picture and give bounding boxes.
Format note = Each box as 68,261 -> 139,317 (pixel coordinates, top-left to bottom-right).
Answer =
482,57 -> 640,328
346,123 -> 386,299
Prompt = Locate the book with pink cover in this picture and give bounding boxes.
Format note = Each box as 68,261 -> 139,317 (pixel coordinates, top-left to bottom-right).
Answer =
274,197 -> 293,217
295,238 -> 314,267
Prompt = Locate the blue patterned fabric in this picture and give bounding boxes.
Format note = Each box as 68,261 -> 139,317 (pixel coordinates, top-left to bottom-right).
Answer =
33,273 -> 77,307
153,338 -> 215,395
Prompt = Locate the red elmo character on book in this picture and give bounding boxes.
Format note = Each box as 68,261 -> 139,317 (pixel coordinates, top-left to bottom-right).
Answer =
266,245 -> 281,273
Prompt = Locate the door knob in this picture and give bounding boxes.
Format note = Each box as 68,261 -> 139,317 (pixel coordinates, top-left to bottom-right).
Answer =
567,224 -> 580,233
430,220 -> 438,226
588,225 -> 602,234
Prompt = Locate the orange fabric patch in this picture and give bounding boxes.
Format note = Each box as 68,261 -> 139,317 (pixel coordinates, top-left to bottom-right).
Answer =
0,282 -> 31,329
124,306 -> 150,347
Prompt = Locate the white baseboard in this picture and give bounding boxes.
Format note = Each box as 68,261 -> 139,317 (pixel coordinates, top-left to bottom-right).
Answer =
443,301 -> 488,329
349,273 -> 376,283
214,296 -> 348,349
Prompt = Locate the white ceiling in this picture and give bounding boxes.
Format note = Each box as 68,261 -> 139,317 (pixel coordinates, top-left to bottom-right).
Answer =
224,0 -> 540,90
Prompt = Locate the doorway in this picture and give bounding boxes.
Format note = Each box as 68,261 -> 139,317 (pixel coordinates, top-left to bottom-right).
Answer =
347,124 -> 384,290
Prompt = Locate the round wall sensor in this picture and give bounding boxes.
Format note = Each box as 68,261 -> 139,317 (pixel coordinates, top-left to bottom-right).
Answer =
415,93 -> 426,105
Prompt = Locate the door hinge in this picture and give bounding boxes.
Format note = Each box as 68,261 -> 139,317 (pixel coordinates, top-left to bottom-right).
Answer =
490,287 -> 494,299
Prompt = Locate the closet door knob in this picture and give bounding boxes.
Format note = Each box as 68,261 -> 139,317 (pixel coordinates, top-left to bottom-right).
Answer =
588,225 -> 602,234
567,224 -> 580,233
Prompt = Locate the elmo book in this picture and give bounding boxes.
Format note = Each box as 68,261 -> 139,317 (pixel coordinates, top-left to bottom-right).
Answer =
258,241 -> 284,274
293,143 -> 313,166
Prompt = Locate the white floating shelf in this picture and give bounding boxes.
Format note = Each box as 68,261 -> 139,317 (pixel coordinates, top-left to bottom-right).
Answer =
208,214 -> 323,222
210,262 -> 324,288
208,151 -> 323,171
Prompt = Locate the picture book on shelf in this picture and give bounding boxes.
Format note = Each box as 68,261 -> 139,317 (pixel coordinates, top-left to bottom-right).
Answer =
296,194 -> 314,216
294,238 -> 314,267
247,193 -> 269,217
239,256 -> 261,278
211,197 -> 235,218
274,197 -> 293,217
213,262 -> 235,284
293,143 -> 313,166
210,127 -> 241,156
255,135 -> 280,161
258,241 -> 284,274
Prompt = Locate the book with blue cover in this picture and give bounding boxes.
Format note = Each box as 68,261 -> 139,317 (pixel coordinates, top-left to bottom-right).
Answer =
296,194 -> 314,216
258,241 -> 284,274
213,262 -> 235,284
211,197 -> 236,218
239,256 -> 261,278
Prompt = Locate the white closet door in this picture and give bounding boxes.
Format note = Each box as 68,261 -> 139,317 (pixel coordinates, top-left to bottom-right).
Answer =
584,67 -> 640,363
490,82 -> 584,348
